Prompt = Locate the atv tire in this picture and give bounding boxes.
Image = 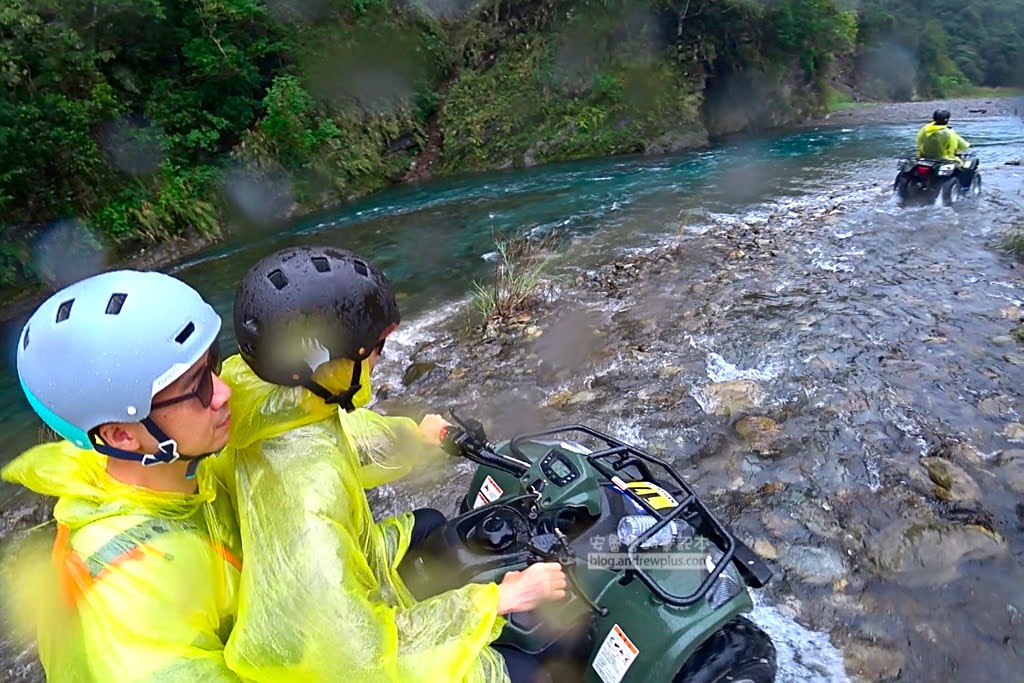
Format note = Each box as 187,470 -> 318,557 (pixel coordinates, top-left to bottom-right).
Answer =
967,173 -> 982,198
673,616 -> 776,683
941,177 -> 963,206
894,176 -> 910,203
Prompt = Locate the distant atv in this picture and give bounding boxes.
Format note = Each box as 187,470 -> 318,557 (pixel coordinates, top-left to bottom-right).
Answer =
894,154 -> 981,206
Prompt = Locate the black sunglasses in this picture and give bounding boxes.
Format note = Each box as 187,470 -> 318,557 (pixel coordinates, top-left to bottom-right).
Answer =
150,341 -> 223,410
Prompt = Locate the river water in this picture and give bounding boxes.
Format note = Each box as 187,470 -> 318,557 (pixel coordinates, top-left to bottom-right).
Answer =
2,115 -> 1024,681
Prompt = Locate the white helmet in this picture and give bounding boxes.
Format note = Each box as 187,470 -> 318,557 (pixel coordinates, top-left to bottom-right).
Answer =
17,270 -> 221,465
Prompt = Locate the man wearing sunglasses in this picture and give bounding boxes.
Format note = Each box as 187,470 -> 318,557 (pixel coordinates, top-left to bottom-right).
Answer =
3,270 -> 242,681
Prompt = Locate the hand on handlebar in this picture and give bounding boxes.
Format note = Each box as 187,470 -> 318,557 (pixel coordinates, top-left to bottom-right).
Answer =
496,562 -> 568,615
419,413 -> 452,446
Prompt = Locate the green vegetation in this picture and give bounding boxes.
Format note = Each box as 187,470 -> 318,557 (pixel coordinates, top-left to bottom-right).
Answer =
1,0 -> 1021,298
855,0 -> 1024,100
824,88 -> 869,112
471,232 -> 557,327
1003,226 -> 1024,262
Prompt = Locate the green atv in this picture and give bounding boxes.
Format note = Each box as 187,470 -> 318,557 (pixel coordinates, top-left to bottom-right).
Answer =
399,412 -> 777,683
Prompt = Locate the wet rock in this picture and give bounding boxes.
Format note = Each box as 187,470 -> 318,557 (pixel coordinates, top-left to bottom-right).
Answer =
699,380 -> 767,416
567,390 -> 598,405
1003,423 -> 1024,441
843,642 -> 905,683
947,441 -> 986,465
734,416 -> 782,453
761,510 -> 804,540
752,539 -> 779,560
998,450 -> 1024,494
1000,305 -> 1022,321
919,457 -> 982,503
523,325 -> 543,339
779,545 -> 849,585
978,396 -> 1013,418
866,517 -> 1006,587
402,361 -> 447,387
656,365 -> 683,379
543,389 -> 574,408
991,335 -> 1015,346
643,130 -> 709,155
1002,353 -> 1024,366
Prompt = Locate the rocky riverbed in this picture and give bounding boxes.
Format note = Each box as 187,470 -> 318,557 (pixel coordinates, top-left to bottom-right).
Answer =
372,172 -> 1024,681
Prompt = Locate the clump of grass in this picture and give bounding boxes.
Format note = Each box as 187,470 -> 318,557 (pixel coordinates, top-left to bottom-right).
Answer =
471,231 -> 557,327
1002,224 -> 1024,260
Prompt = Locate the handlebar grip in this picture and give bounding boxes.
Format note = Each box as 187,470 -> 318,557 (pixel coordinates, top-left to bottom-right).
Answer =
440,425 -> 464,457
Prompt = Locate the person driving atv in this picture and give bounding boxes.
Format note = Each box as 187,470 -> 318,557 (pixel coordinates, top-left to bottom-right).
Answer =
211,245 -> 567,682
916,108 -> 976,187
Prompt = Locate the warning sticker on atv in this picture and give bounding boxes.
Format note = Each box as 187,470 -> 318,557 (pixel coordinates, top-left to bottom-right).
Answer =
592,623 -> 639,683
622,481 -> 679,511
472,475 -> 504,508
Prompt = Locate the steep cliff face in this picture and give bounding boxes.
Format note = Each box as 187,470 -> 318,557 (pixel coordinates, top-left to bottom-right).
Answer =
701,66 -> 825,138
431,0 -> 840,171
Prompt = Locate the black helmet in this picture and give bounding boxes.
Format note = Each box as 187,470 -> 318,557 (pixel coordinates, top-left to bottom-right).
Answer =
933,109 -> 951,124
234,245 -> 400,408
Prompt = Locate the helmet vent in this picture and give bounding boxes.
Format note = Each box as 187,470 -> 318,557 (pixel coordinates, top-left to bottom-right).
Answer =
311,256 -> 331,273
243,316 -> 261,334
352,260 -> 369,277
268,269 -> 289,290
22,326 -> 30,350
105,293 -> 128,314
55,299 -> 74,323
175,322 -> 196,344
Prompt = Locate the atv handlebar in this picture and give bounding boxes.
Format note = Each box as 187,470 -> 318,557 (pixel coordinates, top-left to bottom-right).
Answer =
440,414 -> 531,476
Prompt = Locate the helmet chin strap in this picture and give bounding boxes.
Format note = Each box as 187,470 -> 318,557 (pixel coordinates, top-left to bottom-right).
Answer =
302,357 -> 364,412
93,416 -> 208,480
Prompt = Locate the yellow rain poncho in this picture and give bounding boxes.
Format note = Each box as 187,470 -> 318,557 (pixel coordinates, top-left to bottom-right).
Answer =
211,354 -> 510,682
916,122 -> 970,162
1,441 -> 242,682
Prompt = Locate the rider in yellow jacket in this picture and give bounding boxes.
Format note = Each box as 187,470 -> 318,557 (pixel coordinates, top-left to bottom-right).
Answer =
2,270 -> 242,682
915,108 -> 977,189
916,109 -> 970,162
210,246 -> 567,682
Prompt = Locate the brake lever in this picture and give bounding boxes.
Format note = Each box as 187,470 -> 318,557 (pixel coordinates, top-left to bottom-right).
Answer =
448,407 -> 488,443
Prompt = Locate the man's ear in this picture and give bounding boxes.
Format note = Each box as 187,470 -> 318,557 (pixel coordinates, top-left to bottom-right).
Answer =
95,423 -> 142,451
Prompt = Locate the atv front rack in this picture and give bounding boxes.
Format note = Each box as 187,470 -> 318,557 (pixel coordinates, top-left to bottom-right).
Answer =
508,425 -> 772,607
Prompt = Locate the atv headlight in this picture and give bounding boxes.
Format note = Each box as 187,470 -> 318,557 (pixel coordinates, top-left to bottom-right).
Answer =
705,550 -> 743,610
938,163 -> 957,176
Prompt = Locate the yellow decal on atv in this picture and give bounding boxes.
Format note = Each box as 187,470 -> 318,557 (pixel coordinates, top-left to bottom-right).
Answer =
624,481 -> 679,510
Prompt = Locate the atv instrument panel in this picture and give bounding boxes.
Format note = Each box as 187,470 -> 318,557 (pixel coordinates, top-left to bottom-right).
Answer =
540,449 -> 579,486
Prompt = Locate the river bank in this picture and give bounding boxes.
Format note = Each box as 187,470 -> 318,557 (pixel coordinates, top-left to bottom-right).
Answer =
799,95 -> 1024,129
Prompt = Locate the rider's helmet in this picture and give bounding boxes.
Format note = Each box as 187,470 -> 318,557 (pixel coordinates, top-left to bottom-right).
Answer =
234,245 -> 400,410
17,270 -> 222,467
933,109 -> 951,125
